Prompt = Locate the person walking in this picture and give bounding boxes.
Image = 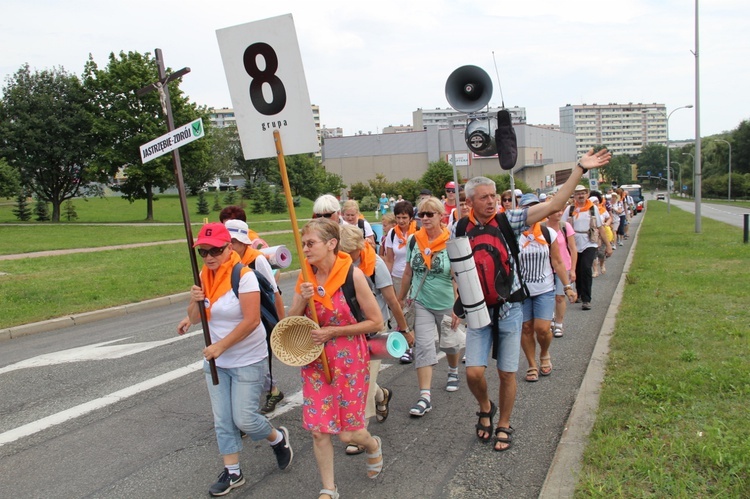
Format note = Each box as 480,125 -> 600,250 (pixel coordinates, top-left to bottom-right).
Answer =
515,194 -> 577,382
457,148 -> 611,452
178,223 -> 293,497
287,219 -> 384,499
384,200 -> 417,364
397,197 -> 462,417
547,207 -> 577,338
561,184 -> 612,310
339,224 -> 411,454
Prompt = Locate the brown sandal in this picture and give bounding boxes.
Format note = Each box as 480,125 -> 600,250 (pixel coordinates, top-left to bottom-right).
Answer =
540,355 -> 552,376
525,367 -> 539,382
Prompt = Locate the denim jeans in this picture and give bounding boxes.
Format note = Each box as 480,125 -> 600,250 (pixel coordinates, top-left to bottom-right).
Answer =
204,360 -> 273,456
464,302 -> 523,372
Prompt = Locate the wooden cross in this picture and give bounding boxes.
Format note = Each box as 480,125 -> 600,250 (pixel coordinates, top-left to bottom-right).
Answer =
137,49 -> 219,385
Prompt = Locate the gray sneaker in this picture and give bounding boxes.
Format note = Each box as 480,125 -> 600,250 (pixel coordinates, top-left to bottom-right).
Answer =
261,391 -> 284,414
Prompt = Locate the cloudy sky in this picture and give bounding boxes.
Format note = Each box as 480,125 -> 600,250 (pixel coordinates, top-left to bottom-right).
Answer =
2,0 -> 747,141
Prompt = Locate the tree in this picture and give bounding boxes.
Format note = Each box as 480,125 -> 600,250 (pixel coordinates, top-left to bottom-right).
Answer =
251,181 -> 272,214
368,173 -> 394,198
34,195 -> 50,221
392,178 -> 421,204
83,51 -> 211,220
0,158 -> 21,198
349,182 -> 372,201
13,189 -> 31,221
733,120 -> 750,175
269,187 -> 287,214
636,144 -> 667,179
182,124 -> 240,195
421,159 -> 462,196
196,190 -> 210,215
601,155 -> 634,185
63,200 -> 78,221
0,64 -> 100,221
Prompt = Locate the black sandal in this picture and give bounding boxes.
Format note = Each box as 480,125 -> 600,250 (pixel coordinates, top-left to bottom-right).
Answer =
475,401 -> 497,442
493,426 -> 514,452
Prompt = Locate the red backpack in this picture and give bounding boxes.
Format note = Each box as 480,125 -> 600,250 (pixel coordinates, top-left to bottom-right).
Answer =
455,213 -> 527,307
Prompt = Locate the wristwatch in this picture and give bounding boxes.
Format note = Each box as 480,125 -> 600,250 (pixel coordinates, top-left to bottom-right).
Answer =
576,161 -> 587,173
564,284 -> 573,290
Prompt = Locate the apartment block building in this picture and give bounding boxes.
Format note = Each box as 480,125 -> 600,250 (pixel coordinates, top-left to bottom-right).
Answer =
559,103 -> 667,158
413,106 -> 527,130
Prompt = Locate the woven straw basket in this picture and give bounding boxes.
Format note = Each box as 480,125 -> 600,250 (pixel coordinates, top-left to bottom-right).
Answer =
270,316 -> 323,366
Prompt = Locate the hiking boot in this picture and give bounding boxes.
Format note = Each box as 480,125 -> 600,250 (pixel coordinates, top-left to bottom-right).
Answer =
446,373 -> 460,392
209,468 -> 245,497
261,391 -> 284,414
272,426 -> 293,471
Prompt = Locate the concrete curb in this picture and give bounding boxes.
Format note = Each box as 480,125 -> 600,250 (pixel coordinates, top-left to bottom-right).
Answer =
1,269 -> 301,342
538,213 -> 646,499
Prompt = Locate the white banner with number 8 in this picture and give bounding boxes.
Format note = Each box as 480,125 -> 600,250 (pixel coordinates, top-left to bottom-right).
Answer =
217,14 -> 318,160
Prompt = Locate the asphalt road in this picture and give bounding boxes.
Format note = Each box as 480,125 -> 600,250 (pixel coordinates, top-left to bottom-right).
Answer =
659,196 -> 750,228
0,216 -> 644,499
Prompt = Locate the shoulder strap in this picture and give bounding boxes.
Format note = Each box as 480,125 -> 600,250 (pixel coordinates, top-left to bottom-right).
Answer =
409,235 -> 416,252
341,264 -> 364,323
540,223 -> 552,246
455,216 -> 469,237
568,205 -> 575,217
389,227 -> 397,243
231,262 -> 244,298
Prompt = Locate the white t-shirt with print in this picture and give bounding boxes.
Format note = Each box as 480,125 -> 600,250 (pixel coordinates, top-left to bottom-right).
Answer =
384,227 -> 408,278
562,205 -> 603,252
204,270 -> 267,369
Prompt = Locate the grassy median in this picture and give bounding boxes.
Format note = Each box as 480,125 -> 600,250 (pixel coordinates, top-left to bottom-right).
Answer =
576,201 -> 750,497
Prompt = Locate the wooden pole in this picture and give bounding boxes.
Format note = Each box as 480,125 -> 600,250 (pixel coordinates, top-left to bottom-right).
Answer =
273,130 -> 331,383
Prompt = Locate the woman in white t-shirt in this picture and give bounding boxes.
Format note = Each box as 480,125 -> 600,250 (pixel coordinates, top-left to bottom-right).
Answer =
179,223 -> 293,496
517,195 -> 576,382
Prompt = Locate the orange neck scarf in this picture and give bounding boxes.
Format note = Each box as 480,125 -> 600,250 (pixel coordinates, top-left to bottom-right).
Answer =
468,208 -> 497,227
597,203 -> 607,215
413,227 -> 449,269
522,222 -> 548,247
573,199 -> 595,218
395,220 -> 417,249
296,252 -> 353,311
357,243 -> 376,277
201,250 -> 244,322
239,247 -> 264,267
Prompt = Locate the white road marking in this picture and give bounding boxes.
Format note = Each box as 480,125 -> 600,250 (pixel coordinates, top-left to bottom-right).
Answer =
0,332 -> 202,375
0,361 -> 203,446
0,346 -> 406,446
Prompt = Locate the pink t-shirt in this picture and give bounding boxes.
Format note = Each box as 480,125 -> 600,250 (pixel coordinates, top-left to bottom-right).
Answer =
555,222 -> 574,271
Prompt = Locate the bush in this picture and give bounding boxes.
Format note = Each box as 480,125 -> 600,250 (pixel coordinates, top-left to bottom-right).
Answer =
196,191 -> 210,215
13,189 -> 31,221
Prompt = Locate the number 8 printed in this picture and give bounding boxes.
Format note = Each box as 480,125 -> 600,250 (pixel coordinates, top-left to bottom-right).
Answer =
243,42 -> 287,116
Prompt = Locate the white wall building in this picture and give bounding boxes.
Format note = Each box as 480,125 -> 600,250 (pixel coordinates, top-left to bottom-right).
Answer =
559,103 -> 667,158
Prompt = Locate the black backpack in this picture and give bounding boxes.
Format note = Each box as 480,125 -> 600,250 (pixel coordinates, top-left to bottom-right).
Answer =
231,262 -> 280,380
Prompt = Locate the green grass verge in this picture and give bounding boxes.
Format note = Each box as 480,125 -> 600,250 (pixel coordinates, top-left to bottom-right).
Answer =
0,194 -> 314,224
0,232 -> 299,329
576,201 -> 750,497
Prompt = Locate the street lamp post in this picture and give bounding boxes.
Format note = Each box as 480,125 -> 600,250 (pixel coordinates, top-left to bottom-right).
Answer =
716,139 -> 732,201
663,105 -> 693,213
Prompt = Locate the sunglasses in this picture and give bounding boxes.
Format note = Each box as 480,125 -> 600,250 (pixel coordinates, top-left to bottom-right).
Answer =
314,212 -> 335,218
445,189 -> 455,193
418,211 -> 437,218
197,245 -> 228,258
502,198 -> 512,202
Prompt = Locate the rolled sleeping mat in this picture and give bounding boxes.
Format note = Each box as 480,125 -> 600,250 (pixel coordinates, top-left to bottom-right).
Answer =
250,238 -> 269,250
446,237 -> 491,329
261,245 -> 292,269
368,332 -> 408,360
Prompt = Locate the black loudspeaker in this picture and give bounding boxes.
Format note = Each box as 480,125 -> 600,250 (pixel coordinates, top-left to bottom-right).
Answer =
445,65 -> 493,113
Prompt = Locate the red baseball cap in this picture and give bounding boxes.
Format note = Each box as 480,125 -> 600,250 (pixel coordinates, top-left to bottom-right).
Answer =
445,181 -> 456,189
194,223 -> 231,247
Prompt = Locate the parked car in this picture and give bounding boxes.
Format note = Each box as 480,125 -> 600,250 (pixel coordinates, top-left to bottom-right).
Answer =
656,193 -> 665,200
